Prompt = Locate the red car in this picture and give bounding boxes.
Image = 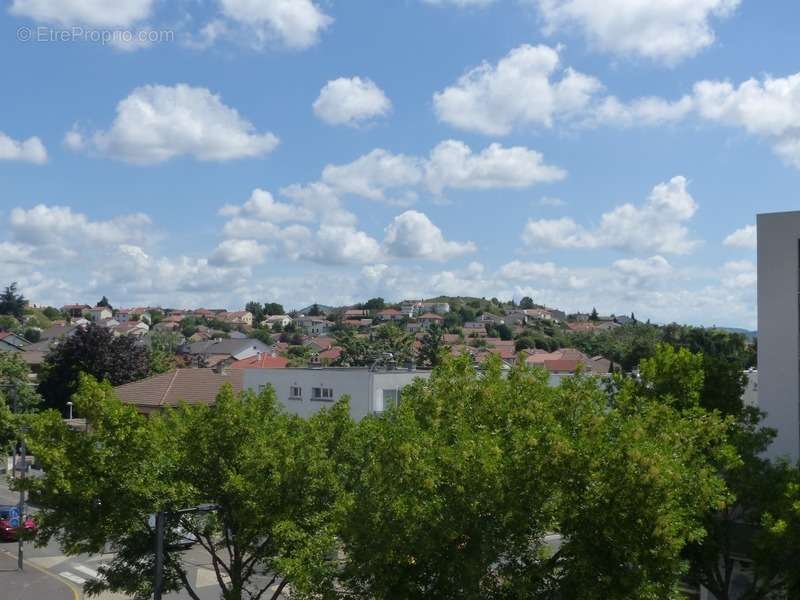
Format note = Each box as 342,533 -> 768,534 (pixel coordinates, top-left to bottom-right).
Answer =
0,506 -> 37,542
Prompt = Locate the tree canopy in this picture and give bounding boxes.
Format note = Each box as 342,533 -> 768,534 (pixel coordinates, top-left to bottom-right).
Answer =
0,282 -> 27,320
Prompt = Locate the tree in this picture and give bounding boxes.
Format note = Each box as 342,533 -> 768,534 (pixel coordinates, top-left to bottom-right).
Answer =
24,328 -> 41,342
0,282 -> 27,320
337,354 -> 731,599
42,306 -> 61,320
0,352 -> 41,414
363,298 -> 385,312
590,307 -> 599,322
0,314 -> 20,332
263,303 -> 285,316
38,324 -> 151,412
21,376 -> 352,600
495,323 -> 513,341
251,329 -> 274,346
96,296 -> 112,309
519,296 -> 534,309
148,331 -> 182,375
417,324 -> 445,367
308,304 -> 323,317
245,301 -> 265,325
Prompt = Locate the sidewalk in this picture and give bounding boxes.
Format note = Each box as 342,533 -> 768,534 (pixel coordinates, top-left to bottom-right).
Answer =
0,550 -> 80,600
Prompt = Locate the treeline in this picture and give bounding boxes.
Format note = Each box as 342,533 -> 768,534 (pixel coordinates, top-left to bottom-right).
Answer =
9,346 -> 798,600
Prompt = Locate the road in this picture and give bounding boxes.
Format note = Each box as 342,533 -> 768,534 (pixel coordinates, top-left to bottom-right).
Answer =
1,476 -> 285,600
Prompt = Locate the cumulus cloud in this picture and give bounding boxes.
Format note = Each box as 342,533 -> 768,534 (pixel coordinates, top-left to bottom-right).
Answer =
0,132 -> 47,164
322,140 -> 565,204
9,0 -> 153,27
425,140 -> 566,194
209,239 -> 268,267
72,84 -> 279,164
523,176 -> 700,255
532,0 -> 740,65
423,0 -> 496,6
10,204 -> 152,256
383,210 -> 476,261
217,0 -> 332,49
592,95 -> 695,127
433,44 -> 602,135
219,189 -> 314,223
721,259 -> 756,288
723,224 -> 756,249
313,77 -> 392,127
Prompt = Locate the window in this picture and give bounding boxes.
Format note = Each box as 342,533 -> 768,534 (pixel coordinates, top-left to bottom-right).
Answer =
312,387 -> 334,401
289,386 -> 302,400
381,389 -> 400,412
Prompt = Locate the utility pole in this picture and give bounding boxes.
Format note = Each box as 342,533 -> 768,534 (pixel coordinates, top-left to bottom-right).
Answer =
153,510 -> 166,600
17,436 -> 26,571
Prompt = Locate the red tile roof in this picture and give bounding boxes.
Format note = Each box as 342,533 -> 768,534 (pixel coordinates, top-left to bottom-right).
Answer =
230,354 -> 289,369
115,369 -> 244,408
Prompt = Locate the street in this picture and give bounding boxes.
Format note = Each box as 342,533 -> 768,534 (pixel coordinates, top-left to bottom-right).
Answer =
0,478 -> 285,600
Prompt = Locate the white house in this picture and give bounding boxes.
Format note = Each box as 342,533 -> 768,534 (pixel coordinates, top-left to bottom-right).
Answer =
88,306 -> 113,322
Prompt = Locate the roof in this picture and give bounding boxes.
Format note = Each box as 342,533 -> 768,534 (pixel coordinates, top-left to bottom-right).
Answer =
418,312 -> 443,320
377,309 -> 402,315
115,369 -> 244,408
544,359 -> 582,373
230,354 -> 289,369
319,347 -> 343,361
181,338 -> 266,356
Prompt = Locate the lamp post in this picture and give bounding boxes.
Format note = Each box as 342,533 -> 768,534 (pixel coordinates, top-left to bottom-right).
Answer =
66,401 -> 73,420
153,503 -> 220,600
16,425 -> 29,572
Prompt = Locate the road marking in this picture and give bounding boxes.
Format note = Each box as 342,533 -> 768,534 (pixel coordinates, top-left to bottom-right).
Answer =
59,571 -> 87,585
28,554 -> 69,570
0,546 -> 81,600
75,564 -> 100,578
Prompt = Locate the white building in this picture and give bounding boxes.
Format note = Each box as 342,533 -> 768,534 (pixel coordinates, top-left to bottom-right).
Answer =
243,367 -> 432,421
757,210 -> 800,461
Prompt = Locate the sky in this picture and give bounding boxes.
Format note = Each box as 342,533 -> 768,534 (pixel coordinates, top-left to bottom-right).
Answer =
1,0 -> 798,328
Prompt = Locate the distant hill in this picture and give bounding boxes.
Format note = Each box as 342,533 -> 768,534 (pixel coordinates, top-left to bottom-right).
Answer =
714,327 -> 757,341
296,304 -> 336,315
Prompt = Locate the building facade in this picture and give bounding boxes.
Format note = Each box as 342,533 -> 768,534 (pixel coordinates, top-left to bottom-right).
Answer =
757,210 -> 800,461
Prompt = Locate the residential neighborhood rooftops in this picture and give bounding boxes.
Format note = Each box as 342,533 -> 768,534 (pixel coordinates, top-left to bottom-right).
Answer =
230,354 -> 289,369
115,368 -> 244,410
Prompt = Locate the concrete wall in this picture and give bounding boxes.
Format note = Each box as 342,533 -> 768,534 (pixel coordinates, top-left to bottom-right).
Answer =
242,368 -> 432,421
757,211 -> 800,461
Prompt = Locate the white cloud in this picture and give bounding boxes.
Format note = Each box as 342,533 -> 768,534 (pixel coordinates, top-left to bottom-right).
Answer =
721,259 -> 756,288
423,0 -> 496,6
322,149 -> 424,204
313,77 -> 392,127
217,0 -> 332,49
0,132 -> 47,164
9,0 -> 153,27
533,0 -> 740,65
306,225 -> 383,265
383,210 -> 476,261
76,84 -> 279,164
592,95 -> 695,127
693,74 -> 800,168
425,140 -> 566,194
433,44 -> 602,135
219,188 -> 314,223
539,196 -> 565,207
209,239 -> 268,267
723,224 -> 756,249
10,204 -> 152,255
523,176 -> 700,255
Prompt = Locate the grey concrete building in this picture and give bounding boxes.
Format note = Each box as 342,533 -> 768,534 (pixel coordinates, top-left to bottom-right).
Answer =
243,367 -> 432,421
757,210 -> 800,461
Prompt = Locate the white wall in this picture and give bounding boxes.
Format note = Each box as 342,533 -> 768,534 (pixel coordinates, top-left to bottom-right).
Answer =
242,368 -> 432,421
758,211 -> 800,461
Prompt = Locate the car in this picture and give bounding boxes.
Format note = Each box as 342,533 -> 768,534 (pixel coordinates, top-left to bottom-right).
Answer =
147,514 -> 197,551
0,505 -> 37,542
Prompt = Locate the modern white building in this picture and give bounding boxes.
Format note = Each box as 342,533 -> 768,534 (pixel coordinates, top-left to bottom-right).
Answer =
757,210 -> 800,461
243,366 -> 432,421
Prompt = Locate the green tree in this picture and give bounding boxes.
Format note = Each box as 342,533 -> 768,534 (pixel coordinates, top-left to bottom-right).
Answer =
245,301 -> 265,324
519,296 -> 534,309
148,331 -> 182,374
363,298 -> 385,311
0,351 -> 42,414
42,306 -> 62,320
96,296 -> 112,309
337,354 -> 731,599
590,307 -> 599,322
21,376 -> 354,600
417,324 -> 445,367
252,328 -> 274,346
263,303 -> 285,316
23,327 -> 41,342
308,304 -> 323,317
0,282 -> 27,320
0,314 -> 21,332
38,324 -> 151,412
334,330 -> 374,367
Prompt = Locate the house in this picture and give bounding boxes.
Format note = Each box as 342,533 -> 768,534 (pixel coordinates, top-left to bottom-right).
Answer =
502,312 -> 528,327
97,318 -> 121,329
61,304 -> 90,318
262,315 -> 292,329
113,321 -> 150,337
463,322 -> 487,337
525,348 -> 612,376
114,308 -> 153,324
418,313 -> 444,329
304,336 -> 335,352
230,353 -> 289,369
399,301 -> 422,317
567,322 -> 599,333
375,309 -> 405,323
222,311 -> 254,327
0,332 -> 29,352
114,369 -> 244,416
295,317 -> 332,337
344,318 -> 373,330
243,366 -> 432,421
179,338 -> 272,367
88,306 -> 113,322
423,302 -> 450,315
153,321 -> 180,332
344,309 -> 370,319
477,313 -> 504,324
406,322 -> 423,334
614,315 -> 635,325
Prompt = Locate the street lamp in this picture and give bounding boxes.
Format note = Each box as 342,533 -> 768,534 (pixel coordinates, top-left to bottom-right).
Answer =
153,503 -> 221,600
66,401 -> 73,420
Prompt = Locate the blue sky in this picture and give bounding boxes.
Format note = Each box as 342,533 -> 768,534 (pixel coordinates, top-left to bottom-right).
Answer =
1,0 -> 797,328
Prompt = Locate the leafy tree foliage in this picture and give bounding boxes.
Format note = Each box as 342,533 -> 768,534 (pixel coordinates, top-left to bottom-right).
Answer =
337,352 -> 732,599
0,351 -> 42,414
42,306 -> 61,320
251,329 -> 274,346
148,331 -> 182,374
335,324 -> 414,367
38,324 -> 151,412
22,376 -> 351,600
519,296 -> 535,309
263,302 -> 285,316
362,298 -> 385,311
96,296 -> 112,309
0,282 -> 27,320
308,304 -> 323,317
417,324 -> 445,367
245,301 -> 265,324
23,328 -> 41,342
